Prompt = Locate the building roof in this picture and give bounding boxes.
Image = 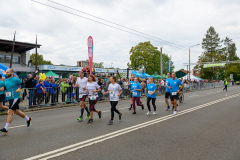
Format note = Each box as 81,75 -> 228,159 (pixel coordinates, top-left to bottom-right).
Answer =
0,39 -> 41,53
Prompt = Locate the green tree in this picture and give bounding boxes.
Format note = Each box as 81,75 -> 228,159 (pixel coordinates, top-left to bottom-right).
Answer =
86,59 -> 104,68
225,64 -> 240,80
30,53 -> 53,65
127,41 -> 174,75
222,37 -> 239,61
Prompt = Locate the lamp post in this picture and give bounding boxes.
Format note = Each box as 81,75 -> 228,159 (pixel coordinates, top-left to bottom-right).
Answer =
189,44 -> 200,80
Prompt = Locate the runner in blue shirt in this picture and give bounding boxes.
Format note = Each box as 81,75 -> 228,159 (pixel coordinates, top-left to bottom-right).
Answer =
167,72 -> 183,115
128,75 -> 135,110
165,72 -> 172,111
0,68 -> 32,134
131,77 -> 144,114
146,78 -> 157,115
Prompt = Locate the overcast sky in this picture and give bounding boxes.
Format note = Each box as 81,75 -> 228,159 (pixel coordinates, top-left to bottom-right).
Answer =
0,0 -> 239,71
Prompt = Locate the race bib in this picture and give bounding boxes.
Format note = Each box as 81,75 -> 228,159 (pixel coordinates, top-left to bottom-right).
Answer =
148,91 -> 153,95
133,92 -> 137,96
79,94 -> 83,98
6,92 -> 11,97
172,92 -> 177,96
90,95 -> 96,100
110,90 -> 115,97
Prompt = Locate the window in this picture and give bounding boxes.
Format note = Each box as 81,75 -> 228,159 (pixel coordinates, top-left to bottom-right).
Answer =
0,55 -> 20,64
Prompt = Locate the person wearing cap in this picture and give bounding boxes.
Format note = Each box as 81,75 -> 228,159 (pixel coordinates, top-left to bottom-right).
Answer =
0,74 -> 8,111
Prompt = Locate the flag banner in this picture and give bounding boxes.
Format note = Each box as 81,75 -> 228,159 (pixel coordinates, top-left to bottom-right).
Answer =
203,63 -> 226,68
88,36 -> 93,74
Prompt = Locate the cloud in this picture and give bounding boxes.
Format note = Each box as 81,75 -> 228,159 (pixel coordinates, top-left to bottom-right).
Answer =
0,0 -> 239,71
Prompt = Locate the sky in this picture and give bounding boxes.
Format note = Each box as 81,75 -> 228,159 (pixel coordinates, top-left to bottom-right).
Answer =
0,0 -> 240,71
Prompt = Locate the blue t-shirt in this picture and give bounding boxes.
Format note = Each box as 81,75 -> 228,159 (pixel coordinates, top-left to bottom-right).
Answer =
4,77 -> 22,99
0,80 -> 5,95
131,82 -> 141,97
165,78 -> 172,92
147,83 -> 156,98
167,78 -> 182,93
44,81 -> 50,92
36,84 -> 45,93
130,80 -> 135,90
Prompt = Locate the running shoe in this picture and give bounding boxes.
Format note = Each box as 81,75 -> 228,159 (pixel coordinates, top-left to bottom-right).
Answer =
86,113 -> 90,119
98,111 -> 102,119
119,113 -> 122,120
166,106 -> 170,111
0,128 -> 7,134
129,107 -> 132,110
108,120 -> 113,125
142,104 -> 144,110
173,111 -> 177,115
132,112 -> 136,114
87,119 -> 93,124
27,117 -> 32,127
153,111 -> 157,115
146,111 -> 150,115
77,117 -> 83,122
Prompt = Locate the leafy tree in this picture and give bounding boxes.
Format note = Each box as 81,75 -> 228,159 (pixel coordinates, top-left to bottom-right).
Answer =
225,64 -> 240,80
222,37 -> 239,61
30,53 -> 53,65
127,41 -> 174,75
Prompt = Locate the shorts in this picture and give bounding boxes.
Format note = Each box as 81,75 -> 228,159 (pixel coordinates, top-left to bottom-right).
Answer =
9,98 -> 20,111
165,92 -> 171,99
170,93 -> 179,101
0,94 -> 5,102
71,93 -> 75,97
79,95 -> 87,102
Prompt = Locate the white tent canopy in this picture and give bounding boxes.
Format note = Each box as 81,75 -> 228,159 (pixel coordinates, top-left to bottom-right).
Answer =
182,74 -> 199,81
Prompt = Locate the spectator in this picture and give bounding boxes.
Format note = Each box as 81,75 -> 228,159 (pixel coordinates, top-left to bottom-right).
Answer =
141,80 -> 146,95
123,79 -> 129,96
105,76 -> 109,83
160,79 -> 165,94
35,80 -> 45,107
44,77 -> 51,106
92,67 -> 95,75
32,75 -> 38,106
50,79 -> 58,105
61,78 -> 70,102
25,70 -> 38,107
67,75 -> 73,84
98,78 -> 102,86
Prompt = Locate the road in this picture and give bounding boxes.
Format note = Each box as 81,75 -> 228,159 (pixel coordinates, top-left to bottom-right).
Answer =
0,86 -> 240,160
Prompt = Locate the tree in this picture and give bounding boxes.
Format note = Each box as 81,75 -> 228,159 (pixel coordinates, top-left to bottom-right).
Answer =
30,53 -> 53,65
86,59 -> 104,68
127,41 -> 174,75
225,64 -> 240,80
222,37 -> 239,61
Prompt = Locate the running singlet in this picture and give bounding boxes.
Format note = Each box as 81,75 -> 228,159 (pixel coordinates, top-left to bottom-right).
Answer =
76,77 -> 88,96
86,82 -> 100,99
165,78 -> 172,92
147,83 -> 156,98
168,78 -> 182,95
0,80 -> 5,95
131,82 -> 141,97
108,83 -> 122,101
4,77 -> 22,100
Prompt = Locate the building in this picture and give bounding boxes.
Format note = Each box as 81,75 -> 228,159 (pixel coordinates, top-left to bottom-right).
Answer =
0,39 -> 41,74
77,60 -> 89,68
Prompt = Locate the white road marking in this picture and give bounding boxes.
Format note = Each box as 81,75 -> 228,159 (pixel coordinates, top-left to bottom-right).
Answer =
24,93 -> 240,160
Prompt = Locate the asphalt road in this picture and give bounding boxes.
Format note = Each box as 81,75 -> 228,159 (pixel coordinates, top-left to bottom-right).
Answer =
0,86 -> 240,160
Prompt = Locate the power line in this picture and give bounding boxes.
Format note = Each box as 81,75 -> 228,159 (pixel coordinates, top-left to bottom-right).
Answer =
31,0 -> 203,54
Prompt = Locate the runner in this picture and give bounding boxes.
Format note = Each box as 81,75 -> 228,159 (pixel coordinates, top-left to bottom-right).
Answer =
167,72 -> 183,114
0,74 -> 8,111
146,78 -> 157,115
85,74 -> 102,124
223,78 -> 228,92
104,76 -> 122,125
131,77 -> 144,114
128,75 -> 135,110
0,68 -> 32,134
75,71 -> 90,122
165,72 -> 172,111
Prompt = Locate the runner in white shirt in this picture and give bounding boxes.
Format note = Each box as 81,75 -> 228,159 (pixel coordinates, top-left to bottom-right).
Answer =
104,76 -> 123,125
75,71 -> 90,122
85,74 -> 102,124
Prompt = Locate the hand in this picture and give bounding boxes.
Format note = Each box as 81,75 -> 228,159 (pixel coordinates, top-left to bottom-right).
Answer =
13,74 -> 17,78
35,70 -> 38,73
118,94 -> 120,97
168,86 -> 172,89
0,87 -> 4,91
92,90 -> 96,93
15,88 -> 21,93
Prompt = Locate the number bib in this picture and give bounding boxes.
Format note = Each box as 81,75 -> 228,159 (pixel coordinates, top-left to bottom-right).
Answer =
110,90 -> 115,97
172,92 -> 177,96
90,95 -> 96,100
6,92 -> 11,98
148,91 -> 153,95
133,92 -> 137,96
79,94 -> 83,98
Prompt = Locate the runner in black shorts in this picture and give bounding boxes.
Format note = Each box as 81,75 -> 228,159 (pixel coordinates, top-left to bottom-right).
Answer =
165,72 -> 172,111
0,75 -> 8,111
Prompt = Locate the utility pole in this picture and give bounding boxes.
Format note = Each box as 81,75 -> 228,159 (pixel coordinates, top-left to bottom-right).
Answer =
160,47 -> 163,79
189,44 -> 200,80
10,31 -> 16,68
35,35 -> 38,70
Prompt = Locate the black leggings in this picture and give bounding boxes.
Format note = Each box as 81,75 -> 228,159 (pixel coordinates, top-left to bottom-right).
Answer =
110,101 -> 120,120
147,97 -> 156,112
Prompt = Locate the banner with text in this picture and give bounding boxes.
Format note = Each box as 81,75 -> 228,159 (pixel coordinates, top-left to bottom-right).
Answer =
204,63 -> 226,68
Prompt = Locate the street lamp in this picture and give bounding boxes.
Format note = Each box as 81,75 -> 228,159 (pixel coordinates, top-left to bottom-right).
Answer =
189,44 -> 200,80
